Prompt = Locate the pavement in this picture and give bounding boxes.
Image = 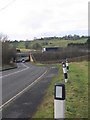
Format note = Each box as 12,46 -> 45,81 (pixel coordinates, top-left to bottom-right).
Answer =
0,62 -> 58,119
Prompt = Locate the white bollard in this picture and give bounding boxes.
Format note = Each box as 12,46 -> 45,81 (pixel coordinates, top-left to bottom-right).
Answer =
66,59 -> 69,71
54,83 -> 65,119
62,62 -> 68,83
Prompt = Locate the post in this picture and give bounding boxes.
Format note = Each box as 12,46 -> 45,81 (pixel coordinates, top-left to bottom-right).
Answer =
30,54 -> 34,62
62,62 -> 68,83
66,59 -> 69,71
54,83 -> 65,119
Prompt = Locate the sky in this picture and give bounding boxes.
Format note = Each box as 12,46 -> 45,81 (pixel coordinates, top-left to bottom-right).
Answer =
0,0 -> 89,40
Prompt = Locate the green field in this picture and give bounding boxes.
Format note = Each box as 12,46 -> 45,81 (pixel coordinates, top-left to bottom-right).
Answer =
11,38 -> 87,50
40,38 -> 87,48
32,61 -> 88,118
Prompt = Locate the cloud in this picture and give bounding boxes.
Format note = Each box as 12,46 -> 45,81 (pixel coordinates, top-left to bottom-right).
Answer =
0,0 -> 88,40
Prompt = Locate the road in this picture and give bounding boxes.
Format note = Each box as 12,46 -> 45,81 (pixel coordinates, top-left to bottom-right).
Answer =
1,62 -> 58,119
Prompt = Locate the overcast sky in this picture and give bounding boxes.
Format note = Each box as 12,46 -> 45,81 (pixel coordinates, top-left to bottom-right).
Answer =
0,0 -> 89,40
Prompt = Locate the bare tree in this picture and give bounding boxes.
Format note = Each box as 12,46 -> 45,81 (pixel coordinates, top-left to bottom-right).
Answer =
0,33 -> 16,65
0,33 -> 8,42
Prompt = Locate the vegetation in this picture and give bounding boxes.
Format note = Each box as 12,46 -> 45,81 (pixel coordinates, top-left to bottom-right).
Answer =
2,41 -> 16,65
68,42 -> 88,49
35,35 -> 87,40
33,47 -> 88,62
25,40 -> 30,49
41,38 -> 87,48
32,43 -> 42,50
1,63 -> 17,71
32,61 -> 88,118
0,34 -> 16,68
17,48 -> 31,52
9,38 -> 87,50
10,36 -> 88,63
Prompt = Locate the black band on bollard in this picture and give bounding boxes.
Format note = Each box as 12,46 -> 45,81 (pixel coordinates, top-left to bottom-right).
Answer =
67,66 -> 69,70
64,73 -> 68,79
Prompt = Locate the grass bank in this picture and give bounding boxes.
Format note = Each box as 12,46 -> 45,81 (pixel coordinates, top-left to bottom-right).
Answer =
32,61 -> 88,118
1,63 -> 17,71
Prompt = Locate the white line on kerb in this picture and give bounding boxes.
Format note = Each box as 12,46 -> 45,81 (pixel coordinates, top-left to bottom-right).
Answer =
0,63 -> 29,78
0,69 -> 48,111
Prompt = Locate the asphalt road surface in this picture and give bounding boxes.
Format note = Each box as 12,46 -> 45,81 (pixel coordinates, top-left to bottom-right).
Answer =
1,62 -> 58,119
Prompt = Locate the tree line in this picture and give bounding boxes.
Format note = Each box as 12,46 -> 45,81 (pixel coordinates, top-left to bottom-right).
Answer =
35,35 -> 87,41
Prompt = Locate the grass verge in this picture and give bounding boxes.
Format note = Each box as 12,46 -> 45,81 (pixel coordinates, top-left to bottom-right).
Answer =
1,63 -> 17,71
32,61 -> 88,118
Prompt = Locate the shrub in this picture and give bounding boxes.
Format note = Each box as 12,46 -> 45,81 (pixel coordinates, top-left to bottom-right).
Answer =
32,43 -> 42,50
33,47 -> 87,62
0,34 -> 16,65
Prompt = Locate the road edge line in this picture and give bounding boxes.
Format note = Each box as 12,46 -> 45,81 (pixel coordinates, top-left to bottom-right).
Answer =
0,68 -> 49,110
0,63 -> 29,78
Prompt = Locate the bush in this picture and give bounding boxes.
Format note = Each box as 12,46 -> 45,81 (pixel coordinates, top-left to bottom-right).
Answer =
2,41 -> 16,65
0,34 -> 16,65
33,47 -> 87,62
32,43 -> 42,50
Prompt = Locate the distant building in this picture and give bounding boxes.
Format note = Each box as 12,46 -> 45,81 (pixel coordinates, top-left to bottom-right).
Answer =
42,47 -> 60,52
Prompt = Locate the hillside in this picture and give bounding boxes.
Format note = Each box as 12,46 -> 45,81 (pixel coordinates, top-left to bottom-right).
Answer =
10,38 -> 87,52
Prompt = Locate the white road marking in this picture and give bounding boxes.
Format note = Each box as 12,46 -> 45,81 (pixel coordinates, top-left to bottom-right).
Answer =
0,63 -> 29,78
17,63 -> 21,68
22,63 -> 29,68
0,69 -> 48,111
51,67 -> 56,69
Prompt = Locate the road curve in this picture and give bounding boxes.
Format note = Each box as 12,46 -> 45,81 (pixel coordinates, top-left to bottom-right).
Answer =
2,62 -> 47,104
1,62 -> 58,119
